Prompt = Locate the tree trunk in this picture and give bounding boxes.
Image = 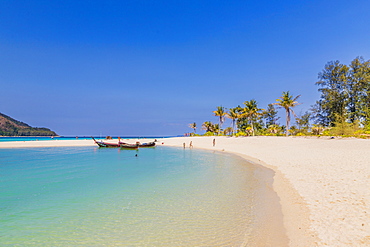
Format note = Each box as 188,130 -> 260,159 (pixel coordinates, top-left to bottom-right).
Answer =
232,120 -> 235,136
286,109 -> 290,136
219,118 -> 222,136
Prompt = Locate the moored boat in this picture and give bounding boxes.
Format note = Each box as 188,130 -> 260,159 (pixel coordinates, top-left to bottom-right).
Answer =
92,137 -> 120,147
138,142 -> 156,147
92,137 -> 156,149
120,141 -> 156,148
119,143 -> 139,149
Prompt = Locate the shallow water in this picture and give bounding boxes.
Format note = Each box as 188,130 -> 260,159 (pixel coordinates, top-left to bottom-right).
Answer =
0,146 -> 287,246
0,136 -> 170,142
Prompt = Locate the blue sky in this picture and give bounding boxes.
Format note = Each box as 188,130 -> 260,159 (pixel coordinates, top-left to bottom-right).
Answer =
1,0 -> 370,136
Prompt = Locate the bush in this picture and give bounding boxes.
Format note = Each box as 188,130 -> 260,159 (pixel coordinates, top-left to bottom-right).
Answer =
327,121 -> 360,136
235,131 -> 248,137
296,132 -> 306,136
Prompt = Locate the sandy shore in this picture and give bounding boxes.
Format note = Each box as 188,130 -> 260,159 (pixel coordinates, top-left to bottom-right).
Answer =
1,136 -> 369,246
159,136 -> 370,247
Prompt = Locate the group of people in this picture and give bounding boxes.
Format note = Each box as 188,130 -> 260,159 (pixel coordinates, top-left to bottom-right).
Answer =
183,141 -> 193,148
182,139 -> 216,148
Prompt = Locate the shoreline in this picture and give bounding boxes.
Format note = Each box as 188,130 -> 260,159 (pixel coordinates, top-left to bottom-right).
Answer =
1,136 -> 369,246
161,137 -> 318,246
160,136 -> 370,246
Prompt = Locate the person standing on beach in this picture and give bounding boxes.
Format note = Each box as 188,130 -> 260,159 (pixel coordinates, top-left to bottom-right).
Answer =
190,141 -> 193,148
213,138 -> 215,147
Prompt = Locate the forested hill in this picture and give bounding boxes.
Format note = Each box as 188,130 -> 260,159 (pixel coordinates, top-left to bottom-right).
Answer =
0,113 -> 58,136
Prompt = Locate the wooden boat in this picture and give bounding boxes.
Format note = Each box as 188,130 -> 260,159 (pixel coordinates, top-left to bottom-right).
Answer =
92,137 -> 120,147
120,141 -> 155,148
138,142 -> 156,147
119,143 -> 139,149
92,137 -> 155,149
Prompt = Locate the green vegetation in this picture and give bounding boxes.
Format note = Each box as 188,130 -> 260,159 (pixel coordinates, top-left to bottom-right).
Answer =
0,113 -> 57,136
188,56 -> 370,138
273,91 -> 301,136
188,122 -> 197,136
213,106 -> 226,136
241,100 -> 263,136
226,107 -> 240,136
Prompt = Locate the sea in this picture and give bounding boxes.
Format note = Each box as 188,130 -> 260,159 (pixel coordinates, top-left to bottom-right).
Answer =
0,136 -> 169,142
0,145 -> 288,246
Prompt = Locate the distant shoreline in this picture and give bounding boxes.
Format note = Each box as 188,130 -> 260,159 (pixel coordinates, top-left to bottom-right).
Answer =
0,136 -> 60,137
0,136 -> 173,143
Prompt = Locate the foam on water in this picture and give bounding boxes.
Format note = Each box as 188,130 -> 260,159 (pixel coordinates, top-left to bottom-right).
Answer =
0,146 -> 287,246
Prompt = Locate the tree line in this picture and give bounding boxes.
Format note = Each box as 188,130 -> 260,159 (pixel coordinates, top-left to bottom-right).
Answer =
188,56 -> 370,137
0,112 -> 58,136
0,126 -> 58,136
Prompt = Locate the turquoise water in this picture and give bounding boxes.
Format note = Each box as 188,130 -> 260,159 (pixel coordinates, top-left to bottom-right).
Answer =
0,146 -> 287,246
0,136 -> 93,142
0,136 -> 170,142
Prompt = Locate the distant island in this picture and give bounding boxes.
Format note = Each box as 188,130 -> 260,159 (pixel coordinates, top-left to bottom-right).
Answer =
0,112 -> 58,136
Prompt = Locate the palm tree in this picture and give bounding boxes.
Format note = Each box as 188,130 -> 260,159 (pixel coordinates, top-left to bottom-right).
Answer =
242,100 -> 263,136
226,107 -> 240,135
224,127 -> 234,136
202,121 -> 214,134
188,122 -> 197,134
213,106 -> 227,135
273,91 -> 301,136
212,123 -> 220,135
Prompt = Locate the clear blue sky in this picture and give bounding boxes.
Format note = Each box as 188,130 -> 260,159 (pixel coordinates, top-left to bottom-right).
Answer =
1,0 -> 370,136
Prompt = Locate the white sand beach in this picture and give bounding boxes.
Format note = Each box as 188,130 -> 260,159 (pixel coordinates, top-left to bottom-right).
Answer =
160,136 -> 370,247
1,136 -> 369,246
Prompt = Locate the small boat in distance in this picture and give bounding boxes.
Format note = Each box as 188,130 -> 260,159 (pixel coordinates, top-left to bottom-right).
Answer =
92,137 -> 156,148
119,141 -> 156,148
119,143 -> 139,149
92,137 -> 120,148
138,142 -> 156,147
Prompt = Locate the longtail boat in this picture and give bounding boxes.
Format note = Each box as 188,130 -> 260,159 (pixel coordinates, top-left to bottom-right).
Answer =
138,142 -> 156,147
120,141 -> 155,148
92,137 -> 155,149
92,137 -> 120,147
119,143 -> 139,149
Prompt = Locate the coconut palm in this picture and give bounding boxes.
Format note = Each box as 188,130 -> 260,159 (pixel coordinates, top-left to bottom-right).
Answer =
224,127 -> 234,136
241,100 -> 263,136
212,124 -> 220,135
226,107 -> 240,135
273,91 -> 301,136
202,121 -> 214,134
188,122 -> 197,134
213,106 -> 227,135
